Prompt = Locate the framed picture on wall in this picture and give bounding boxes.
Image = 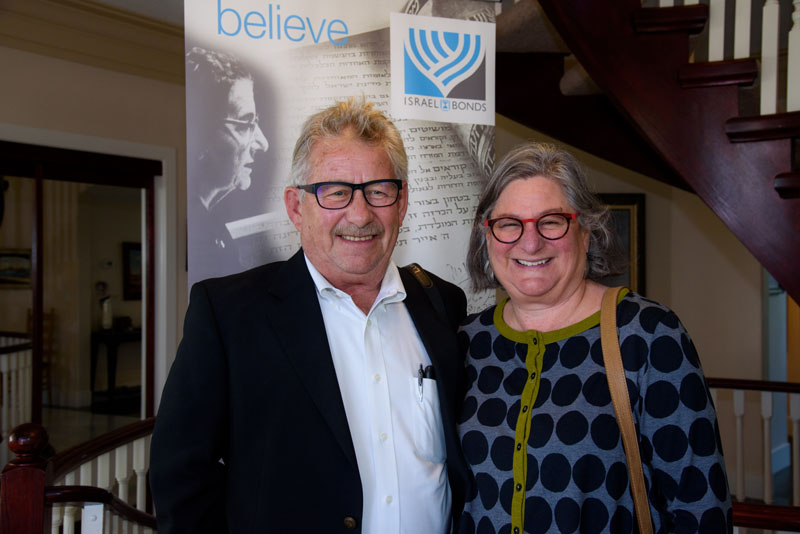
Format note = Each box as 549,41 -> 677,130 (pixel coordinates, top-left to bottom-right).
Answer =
0,248 -> 32,289
122,242 -> 142,301
598,194 -> 646,295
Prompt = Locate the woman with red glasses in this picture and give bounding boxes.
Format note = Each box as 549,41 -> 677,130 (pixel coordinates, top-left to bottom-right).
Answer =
457,143 -> 731,534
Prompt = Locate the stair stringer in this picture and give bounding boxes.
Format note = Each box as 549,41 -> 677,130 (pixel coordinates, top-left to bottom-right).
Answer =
537,0 -> 800,302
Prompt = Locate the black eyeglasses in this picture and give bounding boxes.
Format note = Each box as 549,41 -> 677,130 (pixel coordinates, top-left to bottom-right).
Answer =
296,179 -> 404,210
484,213 -> 579,243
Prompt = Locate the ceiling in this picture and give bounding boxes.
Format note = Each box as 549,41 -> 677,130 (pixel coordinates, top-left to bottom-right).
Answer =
92,0 -> 184,26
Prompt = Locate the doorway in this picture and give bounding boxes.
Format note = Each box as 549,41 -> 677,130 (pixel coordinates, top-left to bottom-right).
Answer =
0,140 -> 160,452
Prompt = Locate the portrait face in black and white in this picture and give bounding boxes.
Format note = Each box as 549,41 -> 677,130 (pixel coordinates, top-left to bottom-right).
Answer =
200,77 -> 268,209
186,47 -> 269,213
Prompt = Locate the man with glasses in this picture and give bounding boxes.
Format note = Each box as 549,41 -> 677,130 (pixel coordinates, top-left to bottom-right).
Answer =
185,47 -> 269,283
151,98 -> 469,534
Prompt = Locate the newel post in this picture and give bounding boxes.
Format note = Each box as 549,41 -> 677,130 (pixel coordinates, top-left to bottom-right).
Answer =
0,423 -> 51,534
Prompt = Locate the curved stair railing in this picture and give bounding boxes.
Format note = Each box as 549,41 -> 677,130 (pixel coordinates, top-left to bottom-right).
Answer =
705,377 -> 800,531
1,388 -> 800,531
0,418 -> 156,534
501,0 -> 800,303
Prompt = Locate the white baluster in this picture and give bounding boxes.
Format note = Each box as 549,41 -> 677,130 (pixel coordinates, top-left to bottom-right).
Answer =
133,436 -> 147,511
684,0 -> 699,5
1,354 -> 9,448
81,458 -> 95,486
789,0 -> 800,111
64,471 -> 78,534
791,393 -> 800,505
105,507 -> 113,534
97,451 -> 112,491
761,0 -> 780,114
15,351 -> 24,425
51,506 -> 63,534
660,0 -> 675,7
23,349 -> 32,422
734,0 -> 753,58
81,456 -> 98,532
734,389 -> 745,500
82,503 -> 104,534
709,0 -> 727,61
115,443 -> 130,504
761,391 -> 773,504
9,352 -> 18,428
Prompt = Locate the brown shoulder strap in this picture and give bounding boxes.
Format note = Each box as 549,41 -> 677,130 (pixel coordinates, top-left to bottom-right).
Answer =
600,286 -> 654,534
402,263 -> 448,325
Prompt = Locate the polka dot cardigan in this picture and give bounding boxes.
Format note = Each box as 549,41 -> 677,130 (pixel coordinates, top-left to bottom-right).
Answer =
457,291 -> 732,534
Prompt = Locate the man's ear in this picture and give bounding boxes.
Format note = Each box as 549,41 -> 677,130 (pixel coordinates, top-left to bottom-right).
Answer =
284,187 -> 303,230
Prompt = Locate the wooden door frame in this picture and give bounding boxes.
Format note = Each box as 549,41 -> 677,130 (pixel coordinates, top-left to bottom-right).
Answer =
1,140 -> 165,421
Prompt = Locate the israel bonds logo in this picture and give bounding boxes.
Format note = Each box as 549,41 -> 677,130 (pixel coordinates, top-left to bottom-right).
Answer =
391,12 -> 495,126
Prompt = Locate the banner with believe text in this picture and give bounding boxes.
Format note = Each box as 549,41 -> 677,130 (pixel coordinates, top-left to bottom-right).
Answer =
185,0 -> 496,310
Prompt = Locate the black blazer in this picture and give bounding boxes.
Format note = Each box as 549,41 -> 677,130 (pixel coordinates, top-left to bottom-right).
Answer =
150,250 -> 469,533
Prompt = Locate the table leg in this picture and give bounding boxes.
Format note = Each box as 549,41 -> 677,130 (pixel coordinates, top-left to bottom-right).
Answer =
90,337 -> 99,393
107,344 -> 118,405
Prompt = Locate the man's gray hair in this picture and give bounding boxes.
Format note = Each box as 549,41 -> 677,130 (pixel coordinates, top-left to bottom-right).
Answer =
289,98 -> 407,187
466,142 -> 626,291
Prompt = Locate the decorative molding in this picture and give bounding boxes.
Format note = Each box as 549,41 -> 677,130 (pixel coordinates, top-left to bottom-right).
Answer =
0,0 -> 184,85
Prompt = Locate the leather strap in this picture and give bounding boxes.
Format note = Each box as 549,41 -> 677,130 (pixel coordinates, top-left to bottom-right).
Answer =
403,263 -> 448,324
600,286 -> 653,534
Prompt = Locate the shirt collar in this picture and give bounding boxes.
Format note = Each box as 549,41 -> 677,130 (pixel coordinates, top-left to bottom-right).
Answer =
303,253 -> 407,306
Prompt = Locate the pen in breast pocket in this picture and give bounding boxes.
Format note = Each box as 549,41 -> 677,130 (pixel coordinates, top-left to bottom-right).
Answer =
418,364 -> 424,401
423,365 -> 435,380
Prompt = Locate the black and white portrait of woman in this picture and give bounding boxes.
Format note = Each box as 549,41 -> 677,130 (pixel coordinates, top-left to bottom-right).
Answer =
186,46 -> 269,285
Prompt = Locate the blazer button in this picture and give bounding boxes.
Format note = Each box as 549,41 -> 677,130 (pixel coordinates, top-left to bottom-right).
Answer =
343,516 -> 357,529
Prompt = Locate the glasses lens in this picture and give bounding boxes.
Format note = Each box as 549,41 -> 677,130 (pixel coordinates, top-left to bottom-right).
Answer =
363,181 -> 399,207
491,218 -> 523,243
537,214 -> 570,239
316,183 -> 353,209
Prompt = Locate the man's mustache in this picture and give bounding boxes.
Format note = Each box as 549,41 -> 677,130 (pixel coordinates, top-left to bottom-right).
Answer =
334,223 -> 384,237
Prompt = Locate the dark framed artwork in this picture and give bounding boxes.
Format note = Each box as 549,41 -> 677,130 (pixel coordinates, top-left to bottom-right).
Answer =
598,194 -> 646,295
122,242 -> 142,301
0,248 -> 32,288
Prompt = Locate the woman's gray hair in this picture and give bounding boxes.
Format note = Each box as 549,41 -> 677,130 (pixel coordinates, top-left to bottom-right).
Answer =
289,98 -> 407,187
467,142 -> 625,291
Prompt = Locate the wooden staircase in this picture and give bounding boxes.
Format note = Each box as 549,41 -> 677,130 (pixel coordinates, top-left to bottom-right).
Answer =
497,0 -> 800,303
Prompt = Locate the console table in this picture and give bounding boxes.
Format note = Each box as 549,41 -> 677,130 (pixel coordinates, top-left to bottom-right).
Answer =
90,328 -> 142,399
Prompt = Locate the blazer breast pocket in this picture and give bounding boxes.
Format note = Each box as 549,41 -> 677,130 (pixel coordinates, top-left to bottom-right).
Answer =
410,377 -> 447,464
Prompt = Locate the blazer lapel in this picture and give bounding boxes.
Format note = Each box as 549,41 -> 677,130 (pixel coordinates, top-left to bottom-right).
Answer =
263,250 -> 358,470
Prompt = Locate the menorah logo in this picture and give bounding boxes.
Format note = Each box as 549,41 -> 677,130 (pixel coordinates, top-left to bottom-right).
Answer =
403,28 -> 486,99
390,12 -> 495,125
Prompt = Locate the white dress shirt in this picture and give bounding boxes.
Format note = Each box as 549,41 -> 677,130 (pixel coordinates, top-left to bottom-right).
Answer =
305,255 -> 451,534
